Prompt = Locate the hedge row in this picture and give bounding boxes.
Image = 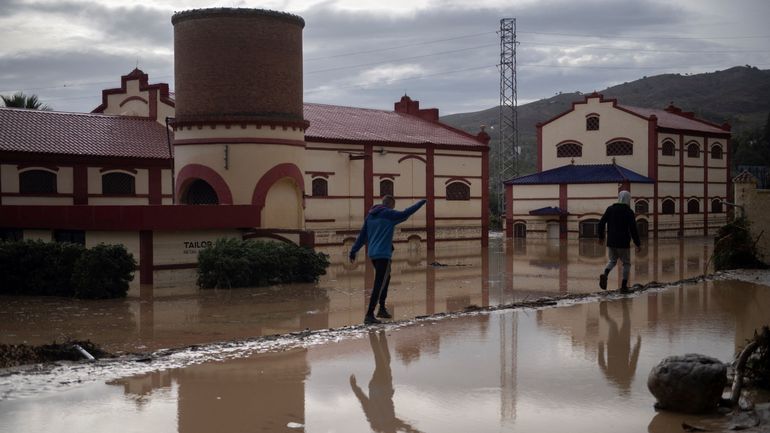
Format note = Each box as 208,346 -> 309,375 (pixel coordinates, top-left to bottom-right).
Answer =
197,238 -> 330,288
0,240 -> 136,298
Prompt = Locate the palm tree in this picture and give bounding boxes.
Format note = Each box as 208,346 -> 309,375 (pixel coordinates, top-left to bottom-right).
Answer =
1,92 -> 51,110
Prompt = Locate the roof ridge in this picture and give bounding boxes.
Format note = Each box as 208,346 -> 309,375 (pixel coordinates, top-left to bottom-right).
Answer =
0,107 -> 155,120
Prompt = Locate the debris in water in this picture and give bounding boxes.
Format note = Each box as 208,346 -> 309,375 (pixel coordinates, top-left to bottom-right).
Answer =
287,422 -> 304,429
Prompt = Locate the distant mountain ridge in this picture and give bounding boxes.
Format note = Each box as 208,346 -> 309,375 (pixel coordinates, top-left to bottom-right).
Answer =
440,66 -> 770,174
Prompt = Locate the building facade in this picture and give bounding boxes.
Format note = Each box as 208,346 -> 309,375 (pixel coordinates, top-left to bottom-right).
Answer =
504,93 -> 731,240
0,8 -> 489,285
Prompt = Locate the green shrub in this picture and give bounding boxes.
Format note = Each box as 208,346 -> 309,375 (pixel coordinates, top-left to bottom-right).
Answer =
713,217 -> 767,270
0,240 -> 135,298
71,244 -> 136,299
197,238 -> 330,289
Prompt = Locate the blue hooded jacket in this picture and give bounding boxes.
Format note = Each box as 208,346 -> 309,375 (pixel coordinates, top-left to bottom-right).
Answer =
349,199 -> 427,260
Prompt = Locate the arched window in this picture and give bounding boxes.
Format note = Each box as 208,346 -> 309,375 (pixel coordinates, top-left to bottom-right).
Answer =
102,172 -> 135,195
661,139 -> 676,156
312,178 -> 328,197
687,198 -> 700,214
556,142 -> 582,158
514,222 -> 527,238
687,142 -> 700,158
606,140 -> 633,156
19,169 -> 57,194
379,179 -> 394,197
579,219 -> 600,238
711,144 -> 723,160
711,198 -> 723,213
446,182 -> 470,200
586,116 -> 599,131
635,200 -> 649,214
181,179 -> 218,205
637,219 -> 649,239
661,199 -> 675,215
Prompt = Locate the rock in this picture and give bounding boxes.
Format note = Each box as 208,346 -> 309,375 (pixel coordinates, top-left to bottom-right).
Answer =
648,353 -> 728,414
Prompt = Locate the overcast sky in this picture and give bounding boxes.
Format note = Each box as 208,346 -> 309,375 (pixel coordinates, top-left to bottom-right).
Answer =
1,0 -> 769,115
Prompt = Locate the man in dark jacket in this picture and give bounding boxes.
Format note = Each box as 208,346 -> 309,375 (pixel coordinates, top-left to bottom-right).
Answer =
598,190 -> 641,292
350,195 -> 427,324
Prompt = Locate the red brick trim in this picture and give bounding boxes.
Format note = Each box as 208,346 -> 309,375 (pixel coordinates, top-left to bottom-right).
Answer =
17,165 -> 59,172
92,68 -> 174,115
173,118 -> 309,131
99,167 -> 138,174
306,218 -> 335,223
305,195 -> 365,199
0,204 -> 260,230
305,171 -> 334,178
435,216 -> 482,220
173,137 -> 306,147
1,192 -> 73,198
537,124 -> 543,172
176,164 -> 233,204
364,145 -> 374,214
139,230 -> 153,284
3,151 -> 172,169
505,184 -> 513,238
149,167 -> 162,205
605,136 -> 634,144
398,154 -> 428,164
74,165 -> 88,205
649,114 -> 659,238
119,96 -> 148,107
374,173 -> 400,179
481,149 -> 489,247
444,177 -> 472,186
427,146 -> 435,250
251,163 -> 306,217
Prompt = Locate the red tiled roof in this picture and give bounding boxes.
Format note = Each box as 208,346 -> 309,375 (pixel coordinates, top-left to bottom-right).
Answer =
303,103 -> 484,147
0,108 -> 171,159
618,105 -> 728,134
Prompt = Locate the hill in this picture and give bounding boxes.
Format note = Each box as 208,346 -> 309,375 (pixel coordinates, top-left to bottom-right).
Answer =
440,66 -> 770,176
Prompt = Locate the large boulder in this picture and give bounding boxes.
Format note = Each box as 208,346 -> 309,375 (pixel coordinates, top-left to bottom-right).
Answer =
647,353 -> 727,414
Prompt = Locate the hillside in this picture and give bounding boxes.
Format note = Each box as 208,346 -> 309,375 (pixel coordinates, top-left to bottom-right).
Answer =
440,66 -> 770,175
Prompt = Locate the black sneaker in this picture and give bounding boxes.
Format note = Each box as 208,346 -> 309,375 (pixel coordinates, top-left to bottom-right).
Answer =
599,274 -> 608,290
376,307 -> 392,319
619,281 -> 630,293
364,315 -> 381,325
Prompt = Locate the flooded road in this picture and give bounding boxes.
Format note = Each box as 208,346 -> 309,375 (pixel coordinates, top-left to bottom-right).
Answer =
1,278 -> 768,432
0,236 -> 714,354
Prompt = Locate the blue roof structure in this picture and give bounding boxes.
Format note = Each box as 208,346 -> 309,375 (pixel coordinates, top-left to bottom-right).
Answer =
504,164 -> 654,185
529,206 -> 568,216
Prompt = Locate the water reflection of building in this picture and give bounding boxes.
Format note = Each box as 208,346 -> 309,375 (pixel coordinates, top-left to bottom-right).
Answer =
507,237 -> 712,294
536,279 -> 770,396
111,348 -> 310,433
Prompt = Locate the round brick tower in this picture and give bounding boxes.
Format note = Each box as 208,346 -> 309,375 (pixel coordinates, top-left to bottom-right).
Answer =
171,8 -> 307,229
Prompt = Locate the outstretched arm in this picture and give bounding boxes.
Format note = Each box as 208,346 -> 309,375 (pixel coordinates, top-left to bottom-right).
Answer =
387,199 -> 427,224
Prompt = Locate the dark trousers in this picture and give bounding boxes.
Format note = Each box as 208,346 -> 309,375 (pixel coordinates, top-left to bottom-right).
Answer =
367,259 -> 391,316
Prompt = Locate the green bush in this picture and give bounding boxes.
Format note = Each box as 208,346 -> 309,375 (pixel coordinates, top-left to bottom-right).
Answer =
0,240 -> 135,298
713,217 -> 767,270
72,244 -> 136,299
197,238 -> 330,289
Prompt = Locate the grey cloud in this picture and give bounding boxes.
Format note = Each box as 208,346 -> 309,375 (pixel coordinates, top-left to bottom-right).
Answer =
0,50 -> 173,112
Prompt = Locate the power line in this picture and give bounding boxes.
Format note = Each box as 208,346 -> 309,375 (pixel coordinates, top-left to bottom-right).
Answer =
521,40 -> 770,54
306,44 -> 495,75
305,31 -> 495,61
519,30 -> 770,40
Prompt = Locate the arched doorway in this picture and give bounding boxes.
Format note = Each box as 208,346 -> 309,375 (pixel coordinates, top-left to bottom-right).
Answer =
636,219 -> 649,239
513,222 -> 527,238
546,222 -> 560,239
262,178 -> 303,229
181,179 -> 219,204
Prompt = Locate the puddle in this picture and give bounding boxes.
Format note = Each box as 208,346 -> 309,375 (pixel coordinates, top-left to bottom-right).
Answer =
0,237 -> 714,354
1,277 -> 768,432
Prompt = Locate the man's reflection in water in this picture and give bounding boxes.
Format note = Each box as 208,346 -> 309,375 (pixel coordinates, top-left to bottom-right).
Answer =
350,330 -> 423,433
598,299 -> 641,395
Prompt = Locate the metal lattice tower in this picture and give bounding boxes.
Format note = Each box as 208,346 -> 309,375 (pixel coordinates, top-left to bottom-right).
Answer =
497,18 -> 519,214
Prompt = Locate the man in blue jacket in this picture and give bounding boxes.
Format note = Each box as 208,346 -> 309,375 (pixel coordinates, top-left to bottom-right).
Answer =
349,195 -> 427,324
598,190 -> 641,293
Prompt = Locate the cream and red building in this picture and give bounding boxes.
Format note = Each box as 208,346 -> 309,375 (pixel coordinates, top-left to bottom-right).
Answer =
504,93 -> 731,240
0,8 -> 489,284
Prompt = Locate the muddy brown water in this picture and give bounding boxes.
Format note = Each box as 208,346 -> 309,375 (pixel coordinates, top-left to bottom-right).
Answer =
1,237 -> 713,354
1,277 -> 768,432
2,236 -> 768,432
